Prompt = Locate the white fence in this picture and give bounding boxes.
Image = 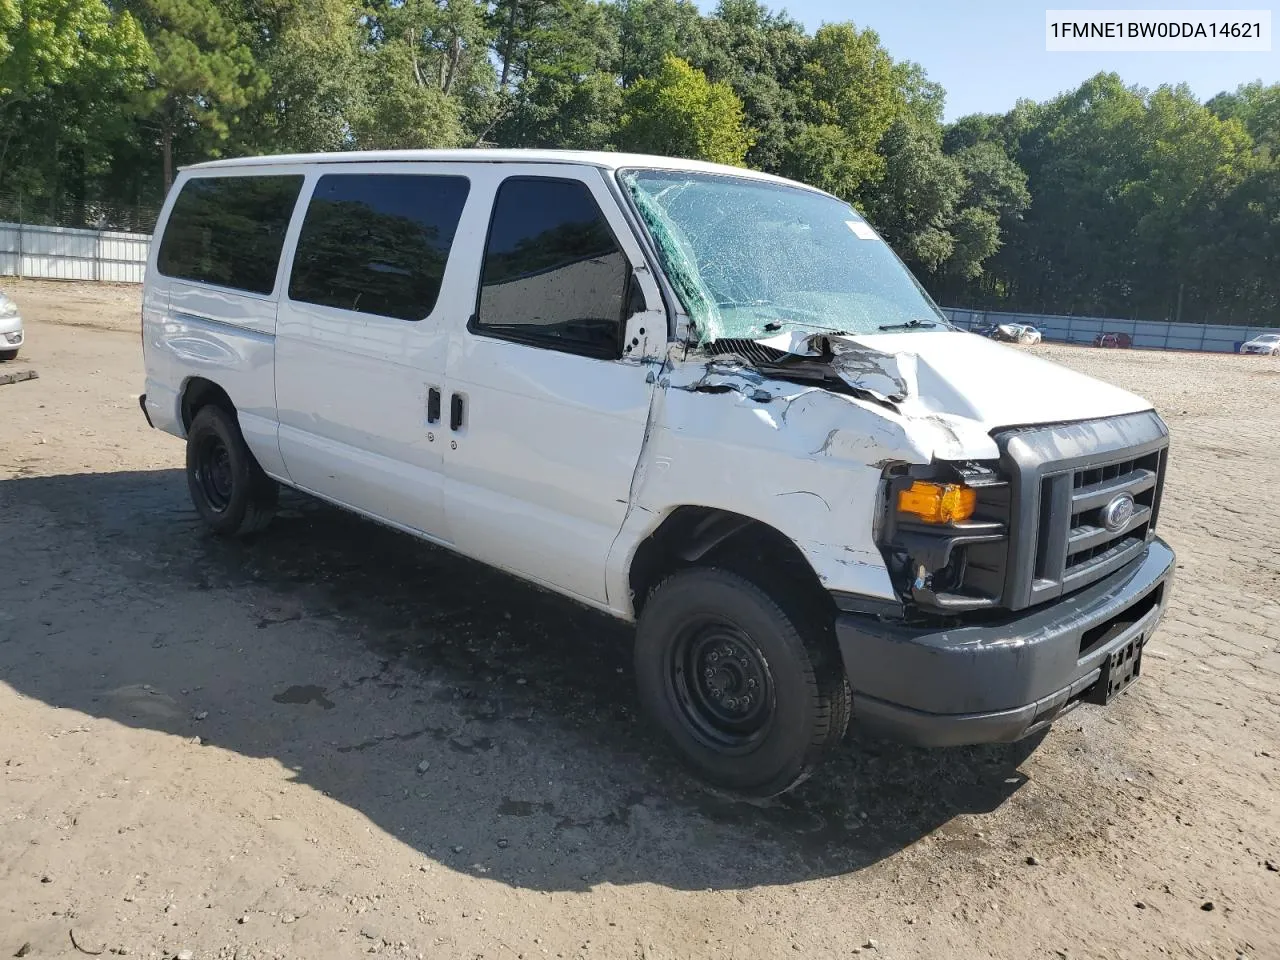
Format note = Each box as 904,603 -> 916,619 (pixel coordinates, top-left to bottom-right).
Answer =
943,307 -> 1279,355
0,220 -> 150,283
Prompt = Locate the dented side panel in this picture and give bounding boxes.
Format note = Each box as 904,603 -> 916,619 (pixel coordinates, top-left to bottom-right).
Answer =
605,353 -> 944,615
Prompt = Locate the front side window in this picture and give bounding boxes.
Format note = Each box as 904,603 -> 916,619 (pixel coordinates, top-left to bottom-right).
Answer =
475,177 -> 628,357
288,173 -> 470,321
157,175 -> 303,295
619,169 -> 949,344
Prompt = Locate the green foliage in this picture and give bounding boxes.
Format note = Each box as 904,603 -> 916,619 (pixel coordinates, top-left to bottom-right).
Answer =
860,119 -> 963,272
790,23 -> 900,188
946,71 -> 1277,324
0,0 -> 149,105
235,0 -> 366,154
489,0 -> 621,148
1208,81 -> 1280,151
0,0 -> 151,207
123,0 -> 268,185
350,39 -> 465,150
618,54 -> 753,165
616,0 -> 707,86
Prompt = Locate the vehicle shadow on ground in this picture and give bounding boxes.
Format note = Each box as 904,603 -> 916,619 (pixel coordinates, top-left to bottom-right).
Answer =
1,469 -> 1042,892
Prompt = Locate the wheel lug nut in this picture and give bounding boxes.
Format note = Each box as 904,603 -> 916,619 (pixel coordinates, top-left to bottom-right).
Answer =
747,678 -> 756,689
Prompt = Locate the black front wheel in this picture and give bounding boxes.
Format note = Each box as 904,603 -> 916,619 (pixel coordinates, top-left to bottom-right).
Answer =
185,405 -> 277,536
635,567 -> 850,797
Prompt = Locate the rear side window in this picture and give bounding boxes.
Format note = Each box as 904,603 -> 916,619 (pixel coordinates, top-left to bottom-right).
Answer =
475,177 -> 628,358
157,175 -> 303,295
288,174 -> 470,321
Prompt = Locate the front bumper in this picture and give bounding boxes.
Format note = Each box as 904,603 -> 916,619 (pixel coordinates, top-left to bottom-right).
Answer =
836,537 -> 1174,747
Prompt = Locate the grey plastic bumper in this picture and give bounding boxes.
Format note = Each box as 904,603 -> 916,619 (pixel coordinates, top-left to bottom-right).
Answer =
836,537 -> 1175,747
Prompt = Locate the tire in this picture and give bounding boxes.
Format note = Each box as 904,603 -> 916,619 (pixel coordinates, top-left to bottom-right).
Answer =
185,404 -> 278,536
0,348 -> 17,362
635,567 -> 851,797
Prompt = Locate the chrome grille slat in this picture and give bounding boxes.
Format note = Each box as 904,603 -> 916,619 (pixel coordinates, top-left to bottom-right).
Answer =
1061,537 -> 1147,590
1067,505 -> 1153,554
1070,468 -> 1157,512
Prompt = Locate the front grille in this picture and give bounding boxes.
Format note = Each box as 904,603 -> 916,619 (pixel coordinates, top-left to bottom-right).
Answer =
1062,452 -> 1161,586
995,411 -> 1169,611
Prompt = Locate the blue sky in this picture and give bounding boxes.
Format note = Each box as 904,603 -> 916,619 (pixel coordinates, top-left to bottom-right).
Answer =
702,1 -> 1279,119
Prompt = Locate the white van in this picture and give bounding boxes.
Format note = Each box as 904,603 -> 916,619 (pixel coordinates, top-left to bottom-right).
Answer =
140,150 -> 1174,796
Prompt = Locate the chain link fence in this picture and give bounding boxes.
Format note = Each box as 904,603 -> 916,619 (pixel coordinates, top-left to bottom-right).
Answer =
0,188 -> 159,235
0,189 -> 155,283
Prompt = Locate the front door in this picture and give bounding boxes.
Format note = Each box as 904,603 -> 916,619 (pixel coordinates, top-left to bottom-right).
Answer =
441,169 -> 665,607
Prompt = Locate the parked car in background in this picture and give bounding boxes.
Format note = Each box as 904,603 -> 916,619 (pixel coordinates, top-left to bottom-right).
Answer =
991,322 -> 1043,344
1239,333 -> 1280,356
0,290 -> 23,361
971,322 -> 1000,338
1094,332 -> 1132,349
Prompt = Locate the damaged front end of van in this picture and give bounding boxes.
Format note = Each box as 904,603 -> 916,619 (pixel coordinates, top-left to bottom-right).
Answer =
618,166 -> 1175,748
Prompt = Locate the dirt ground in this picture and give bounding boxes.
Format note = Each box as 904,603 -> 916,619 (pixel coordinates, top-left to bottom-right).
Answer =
1,277 -> 1277,960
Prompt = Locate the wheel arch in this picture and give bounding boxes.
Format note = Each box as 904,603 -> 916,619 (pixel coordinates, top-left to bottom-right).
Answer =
626,506 -> 836,622
180,376 -> 237,433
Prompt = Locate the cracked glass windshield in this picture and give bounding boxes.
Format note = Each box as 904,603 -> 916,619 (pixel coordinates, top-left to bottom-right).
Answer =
621,169 -> 948,345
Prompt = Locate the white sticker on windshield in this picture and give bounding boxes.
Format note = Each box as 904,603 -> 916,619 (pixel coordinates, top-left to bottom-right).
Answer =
846,220 -> 879,240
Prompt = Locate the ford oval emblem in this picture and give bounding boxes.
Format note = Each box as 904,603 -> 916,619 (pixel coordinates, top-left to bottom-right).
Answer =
1101,492 -> 1136,533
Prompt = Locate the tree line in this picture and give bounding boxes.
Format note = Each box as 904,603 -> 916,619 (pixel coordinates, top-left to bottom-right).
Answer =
2,0 -> 1277,325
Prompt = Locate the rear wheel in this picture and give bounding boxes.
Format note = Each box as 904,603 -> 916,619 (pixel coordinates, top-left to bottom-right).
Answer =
635,567 -> 850,797
185,405 -> 277,536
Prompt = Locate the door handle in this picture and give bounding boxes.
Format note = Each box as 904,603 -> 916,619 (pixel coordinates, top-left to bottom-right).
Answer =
427,387 -> 441,424
450,393 -> 464,431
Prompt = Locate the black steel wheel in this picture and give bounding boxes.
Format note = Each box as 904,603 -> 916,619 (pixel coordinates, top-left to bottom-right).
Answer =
669,617 -> 776,753
185,404 -> 278,537
192,432 -> 234,513
636,566 -> 850,797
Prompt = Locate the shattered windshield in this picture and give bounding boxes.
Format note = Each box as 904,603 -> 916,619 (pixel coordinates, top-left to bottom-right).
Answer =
619,168 -> 949,345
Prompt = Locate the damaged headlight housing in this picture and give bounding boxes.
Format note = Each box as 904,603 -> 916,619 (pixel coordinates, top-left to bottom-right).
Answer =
878,462 -> 1010,615
896,481 -> 977,525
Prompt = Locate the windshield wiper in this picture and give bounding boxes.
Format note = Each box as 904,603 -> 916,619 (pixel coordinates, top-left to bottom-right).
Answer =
877,318 -> 938,331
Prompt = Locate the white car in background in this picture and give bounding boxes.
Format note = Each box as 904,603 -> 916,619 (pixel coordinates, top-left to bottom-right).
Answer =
0,290 -> 22,361
1239,333 -> 1280,356
992,322 -> 1043,345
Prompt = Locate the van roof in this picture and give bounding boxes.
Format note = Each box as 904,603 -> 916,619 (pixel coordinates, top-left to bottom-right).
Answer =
182,149 -> 815,191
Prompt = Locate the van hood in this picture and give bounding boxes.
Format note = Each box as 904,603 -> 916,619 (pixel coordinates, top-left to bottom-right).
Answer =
752,328 -> 1153,430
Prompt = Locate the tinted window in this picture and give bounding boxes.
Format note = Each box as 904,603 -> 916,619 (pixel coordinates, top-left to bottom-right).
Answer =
157,175 -> 302,294
289,174 -> 470,321
476,178 -> 627,357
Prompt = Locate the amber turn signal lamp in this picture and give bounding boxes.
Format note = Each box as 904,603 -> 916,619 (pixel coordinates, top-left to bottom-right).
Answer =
897,481 -> 976,524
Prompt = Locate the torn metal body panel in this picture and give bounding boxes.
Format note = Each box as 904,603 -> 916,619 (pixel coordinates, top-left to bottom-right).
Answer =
606,339 -> 955,613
